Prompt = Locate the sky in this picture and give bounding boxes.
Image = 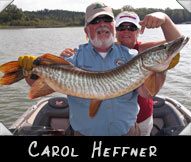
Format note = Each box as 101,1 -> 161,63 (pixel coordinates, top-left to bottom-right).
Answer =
11,0 -> 184,12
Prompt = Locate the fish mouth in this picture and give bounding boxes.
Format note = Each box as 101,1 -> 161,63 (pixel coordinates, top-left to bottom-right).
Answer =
167,36 -> 189,57
183,36 -> 190,46
163,36 -> 189,71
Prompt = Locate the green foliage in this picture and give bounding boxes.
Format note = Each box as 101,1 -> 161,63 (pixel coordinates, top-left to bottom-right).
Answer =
0,4 -> 24,24
0,4 -> 191,28
0,4 -> 85,27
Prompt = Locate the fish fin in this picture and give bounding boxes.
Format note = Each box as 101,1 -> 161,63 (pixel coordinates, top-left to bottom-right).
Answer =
0,61 -> 24,86
144,72 -> 166,96
33,53 -> 72,66
29,78 -> 55,99
89,99 -> 103,118
144,73 -> 158,96
167,53 -> 180,70
0,61 -> 20,73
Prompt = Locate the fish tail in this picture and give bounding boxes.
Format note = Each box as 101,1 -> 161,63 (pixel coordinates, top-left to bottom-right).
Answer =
0,61 -> 24,86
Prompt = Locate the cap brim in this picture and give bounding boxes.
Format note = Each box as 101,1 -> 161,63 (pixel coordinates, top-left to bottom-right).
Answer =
116,19 -> 141,29
86,11 -> 114,26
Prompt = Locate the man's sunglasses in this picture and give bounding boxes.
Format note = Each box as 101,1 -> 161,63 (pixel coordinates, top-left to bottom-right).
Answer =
89,15 -> 113,25
116,24 -> 138,32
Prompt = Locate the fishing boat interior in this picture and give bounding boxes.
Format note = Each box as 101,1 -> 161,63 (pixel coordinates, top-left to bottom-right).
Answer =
0,95 -> 190,136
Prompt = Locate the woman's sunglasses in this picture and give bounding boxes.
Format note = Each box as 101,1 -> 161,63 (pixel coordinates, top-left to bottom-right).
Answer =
89,15 -> 113,25
116,24 -> 138,32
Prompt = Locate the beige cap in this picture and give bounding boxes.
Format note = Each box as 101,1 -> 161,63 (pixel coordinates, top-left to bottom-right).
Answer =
85,2 -> 114,26
115,12 -> 141,29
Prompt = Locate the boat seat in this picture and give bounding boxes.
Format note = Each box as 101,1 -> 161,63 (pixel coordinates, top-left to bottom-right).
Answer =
152,96 -> 186,136
152,118 -> 164,135
32,97 -> 70,130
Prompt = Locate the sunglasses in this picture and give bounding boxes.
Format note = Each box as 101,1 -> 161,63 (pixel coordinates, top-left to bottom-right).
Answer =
89,15 -> 113,25
116,24 -> 138,32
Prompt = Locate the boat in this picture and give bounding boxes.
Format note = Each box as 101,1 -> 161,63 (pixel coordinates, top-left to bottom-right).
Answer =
0,95 -> 189,136
151,96 -> 191,136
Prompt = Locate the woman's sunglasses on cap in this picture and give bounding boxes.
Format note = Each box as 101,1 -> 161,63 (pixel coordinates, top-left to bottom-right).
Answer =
116,24 -> 138,32
89,15 -> 113,25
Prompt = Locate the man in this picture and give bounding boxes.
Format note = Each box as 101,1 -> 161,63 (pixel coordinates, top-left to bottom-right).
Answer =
18,2 -> 166,136
115,11 -> 181,135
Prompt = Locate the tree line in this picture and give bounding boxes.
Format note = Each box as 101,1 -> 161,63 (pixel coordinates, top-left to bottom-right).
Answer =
0,4 -> 191,28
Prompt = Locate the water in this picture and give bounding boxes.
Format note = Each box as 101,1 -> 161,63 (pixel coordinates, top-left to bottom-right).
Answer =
0,25 -> 191,127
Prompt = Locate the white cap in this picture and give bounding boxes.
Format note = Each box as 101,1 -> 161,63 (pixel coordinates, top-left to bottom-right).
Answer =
115,12 -> 141,29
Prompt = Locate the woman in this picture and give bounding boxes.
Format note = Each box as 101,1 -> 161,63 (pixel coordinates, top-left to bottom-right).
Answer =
115,11 -> 180,135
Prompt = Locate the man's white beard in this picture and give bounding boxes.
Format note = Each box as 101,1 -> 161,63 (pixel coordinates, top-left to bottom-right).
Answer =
88,27 -> 115,49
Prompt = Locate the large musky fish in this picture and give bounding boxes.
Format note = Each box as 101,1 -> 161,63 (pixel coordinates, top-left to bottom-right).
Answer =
0,36 -> 189,117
